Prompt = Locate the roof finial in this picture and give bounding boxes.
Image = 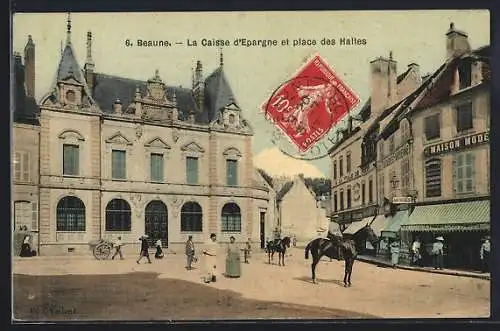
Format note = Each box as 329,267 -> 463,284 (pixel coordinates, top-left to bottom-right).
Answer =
191,67 -> 195,89
450,22 -> 455,30
389,50 -> 393,60
66,12 -> 72,44
219,46 -> 224,67
60,40 -> 63,55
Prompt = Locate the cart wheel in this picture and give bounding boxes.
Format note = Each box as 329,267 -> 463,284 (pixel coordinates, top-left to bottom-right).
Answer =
94,243 -> 111,260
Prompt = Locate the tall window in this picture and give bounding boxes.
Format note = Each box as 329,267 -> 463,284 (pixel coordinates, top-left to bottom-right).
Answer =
150,153 -> 164,182
456,102 -> 473,132
226,159 -> 238,186
63,144 -> 79,176
13,151 -> 30,182
333,160 -> 337,180
339,156 -> 344,177
362,182 -> 366,205
66,90 -> 76,102
56,196 -> 85,231
425,114 -> 440,140
340,190 -> 345,210
458,62 -> 472,89
186,157 -> 199,184
368,178 -> 373,203
333,192 -> 338,212
221,203 -> 241,232
379,174 -> 385,202
389,135 -> 395,153
425,158 -> 442,197
14,201 -> 34,230
346,153 -> 351,173
378,142 -> 384,161
453,153 -> 475,194
347,188 -> 352,209
112,150 -> 126,179
105,199 -> 132,231
401,157 -> 410,191
181,202 -> 203,232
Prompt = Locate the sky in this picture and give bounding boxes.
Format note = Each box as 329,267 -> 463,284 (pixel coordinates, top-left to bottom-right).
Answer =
12,11 -> 490,178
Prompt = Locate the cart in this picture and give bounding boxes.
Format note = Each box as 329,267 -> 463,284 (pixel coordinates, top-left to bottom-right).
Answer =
88,238 -> 114,260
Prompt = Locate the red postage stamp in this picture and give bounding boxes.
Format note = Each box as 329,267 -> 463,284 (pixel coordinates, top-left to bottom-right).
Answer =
262,53 -> 360,153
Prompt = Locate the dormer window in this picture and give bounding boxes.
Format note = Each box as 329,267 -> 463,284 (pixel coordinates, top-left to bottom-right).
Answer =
229,114 -> 235,124
458,61 -> 472,89
66,90 -> 76,103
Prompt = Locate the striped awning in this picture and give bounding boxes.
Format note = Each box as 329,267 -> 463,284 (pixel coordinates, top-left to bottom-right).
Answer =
401,200 -> 490,232
370,214 -> 390,237
381,210 -> 409,238
343,217 -> 372,235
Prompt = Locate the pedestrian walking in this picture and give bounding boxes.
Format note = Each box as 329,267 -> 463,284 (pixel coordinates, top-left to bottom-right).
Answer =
292,235 -> 297,247
432,236 -> 444,270
243,238 -> 251,263
202,233 -> 218,283
225,236 -> 241,278
136,236 -> 152,264
112,236 -> 124,260
155,239 -> 164,259
411,237 -> 422,267
480,236 -> 490,273
390,241 -> 400,267
185,235 -> 196,270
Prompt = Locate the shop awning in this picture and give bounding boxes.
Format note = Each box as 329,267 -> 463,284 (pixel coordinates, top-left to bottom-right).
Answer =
343,219 -> 369,235
381,210 -> 409,238
370,214 -> 390,237
401,200 -> 490,232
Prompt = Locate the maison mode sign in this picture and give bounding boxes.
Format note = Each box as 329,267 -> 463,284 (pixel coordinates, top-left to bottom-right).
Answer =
424,131 -> 489,157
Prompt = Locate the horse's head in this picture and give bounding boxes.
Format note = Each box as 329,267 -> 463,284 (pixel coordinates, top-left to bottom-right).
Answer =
282,236 -> 291,247
364,224 -> 379,245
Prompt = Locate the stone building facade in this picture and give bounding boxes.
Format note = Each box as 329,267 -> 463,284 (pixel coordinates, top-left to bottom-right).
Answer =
20,17 -> 275,256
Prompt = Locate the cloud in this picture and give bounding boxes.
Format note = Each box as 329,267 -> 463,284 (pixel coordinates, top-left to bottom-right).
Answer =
254,147 -> 326,178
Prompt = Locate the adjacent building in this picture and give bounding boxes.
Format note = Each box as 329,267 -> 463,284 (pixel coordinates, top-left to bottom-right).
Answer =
329,22 -> 491,270
14,16 -> 277,256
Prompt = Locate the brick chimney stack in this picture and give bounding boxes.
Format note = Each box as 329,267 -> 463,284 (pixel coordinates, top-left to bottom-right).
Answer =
84,31 -> 95,94
193,61 -> 204,112
369,51 -> 397,119
446,22 -> 471,59
23,35 -> 35,98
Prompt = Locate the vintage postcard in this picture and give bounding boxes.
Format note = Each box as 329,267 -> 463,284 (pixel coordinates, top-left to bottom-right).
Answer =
11,10 -> 491,321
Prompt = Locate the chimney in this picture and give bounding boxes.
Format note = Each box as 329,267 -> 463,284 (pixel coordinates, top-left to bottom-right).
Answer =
23,35 -> 35,98
113,98 -> 123,114
369,51 -> 397,118
84,31 -> 95,94
193,60 -> 204,112
446,22 -> 471,59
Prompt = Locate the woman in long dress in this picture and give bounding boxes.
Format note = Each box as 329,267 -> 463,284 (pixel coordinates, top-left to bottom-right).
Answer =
155,239 -> 164,259
20,234 -> 32,257
225,236 -> 241,278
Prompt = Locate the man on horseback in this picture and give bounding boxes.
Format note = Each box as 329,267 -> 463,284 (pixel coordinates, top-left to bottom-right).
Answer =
326,221 -> 344,261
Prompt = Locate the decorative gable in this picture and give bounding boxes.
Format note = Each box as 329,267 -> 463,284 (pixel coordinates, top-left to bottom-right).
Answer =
145,137 -> 171,149
223,147 -> 242,159
181,141 -> 205,153
105,132 -> 133,145
58,129 -> 86,141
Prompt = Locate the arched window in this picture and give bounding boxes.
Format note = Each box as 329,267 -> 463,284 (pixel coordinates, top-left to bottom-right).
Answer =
105,199 -> 132,231
221,202 -> 241,232
56,196 -> 85,231
180,202 -> 203,232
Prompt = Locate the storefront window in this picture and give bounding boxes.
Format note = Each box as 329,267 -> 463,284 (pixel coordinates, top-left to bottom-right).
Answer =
425,158 -> 442,197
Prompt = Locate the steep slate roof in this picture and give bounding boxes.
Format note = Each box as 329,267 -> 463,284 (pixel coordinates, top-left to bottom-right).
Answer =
92,73 -> 198,121
57,44 -> 86,83
13,55 -> 39,125
203,66 -> 238,123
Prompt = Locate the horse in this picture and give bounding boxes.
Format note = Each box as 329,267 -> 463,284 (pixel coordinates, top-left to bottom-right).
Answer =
304,224 -> 379,287
267,236 -> 291,266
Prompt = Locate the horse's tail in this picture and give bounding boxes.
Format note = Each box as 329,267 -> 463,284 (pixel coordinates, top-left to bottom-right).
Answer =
305,240 -> 313,259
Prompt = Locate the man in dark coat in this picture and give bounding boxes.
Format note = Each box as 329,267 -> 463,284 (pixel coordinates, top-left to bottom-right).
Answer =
136,236 -> 152,264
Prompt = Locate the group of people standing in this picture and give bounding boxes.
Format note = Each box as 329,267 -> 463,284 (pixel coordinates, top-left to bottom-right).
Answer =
185,233 -> 252,284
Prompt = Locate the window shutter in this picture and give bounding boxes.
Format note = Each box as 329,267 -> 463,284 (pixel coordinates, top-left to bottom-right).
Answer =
452,155 -> 457,194
14,152 -> 21,180
74,146 -> 79,175
470,153 -> 476,192
22,152 -> 30,181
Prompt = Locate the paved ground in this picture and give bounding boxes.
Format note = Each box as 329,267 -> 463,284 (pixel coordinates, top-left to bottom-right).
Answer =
12,247 -> 490,320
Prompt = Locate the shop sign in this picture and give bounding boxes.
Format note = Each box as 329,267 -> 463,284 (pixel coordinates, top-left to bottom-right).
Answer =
424,131 -> 489,157
392,196 -> 415,204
